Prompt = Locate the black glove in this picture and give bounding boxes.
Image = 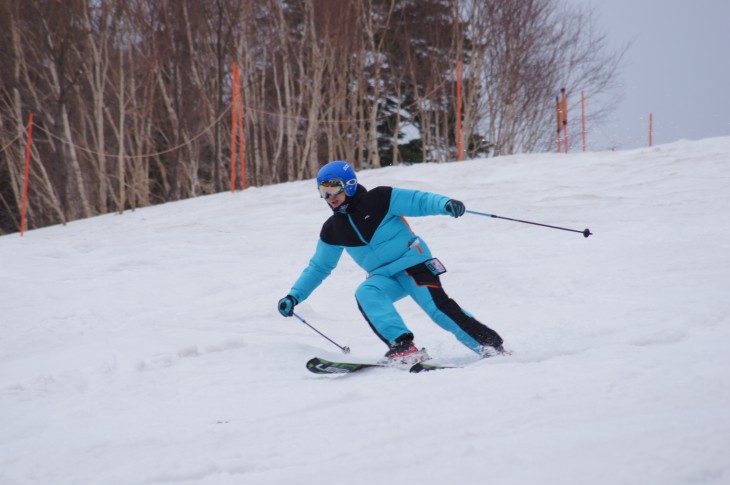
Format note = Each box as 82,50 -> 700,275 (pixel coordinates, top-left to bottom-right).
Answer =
445,199 -> 465,218
278,295 -> 298,317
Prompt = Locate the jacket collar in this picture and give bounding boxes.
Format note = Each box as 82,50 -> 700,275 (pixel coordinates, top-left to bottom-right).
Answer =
331,184 -> 367,214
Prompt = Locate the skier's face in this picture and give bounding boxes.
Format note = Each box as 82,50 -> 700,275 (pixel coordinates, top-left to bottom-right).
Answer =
319,179 -> 347,209
326,191 -> 346,209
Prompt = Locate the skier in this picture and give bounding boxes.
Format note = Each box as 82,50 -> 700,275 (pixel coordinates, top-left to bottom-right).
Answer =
277,160 -> 505,363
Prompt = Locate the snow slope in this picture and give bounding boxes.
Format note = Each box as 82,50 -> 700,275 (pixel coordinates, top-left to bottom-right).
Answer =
1,138 -> 729,485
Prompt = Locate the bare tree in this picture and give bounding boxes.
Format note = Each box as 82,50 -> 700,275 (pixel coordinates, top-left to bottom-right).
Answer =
0,0 -> 624,234
466,0 -> 624,155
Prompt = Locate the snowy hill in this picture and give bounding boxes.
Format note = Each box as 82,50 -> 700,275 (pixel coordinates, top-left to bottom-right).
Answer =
2,138 -> 729,485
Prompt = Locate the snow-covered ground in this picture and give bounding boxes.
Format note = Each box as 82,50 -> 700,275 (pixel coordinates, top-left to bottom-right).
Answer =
2,138 -> 729,485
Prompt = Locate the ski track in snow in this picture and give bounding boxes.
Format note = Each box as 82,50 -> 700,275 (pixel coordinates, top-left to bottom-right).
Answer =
1,138 -> 730,485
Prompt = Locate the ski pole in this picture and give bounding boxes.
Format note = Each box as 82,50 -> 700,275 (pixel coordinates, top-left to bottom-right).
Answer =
293,312 -> 351,354
466,210 -> 592,238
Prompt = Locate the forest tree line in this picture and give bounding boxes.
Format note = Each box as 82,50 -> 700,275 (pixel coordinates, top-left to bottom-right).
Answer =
0,0 -> 622,234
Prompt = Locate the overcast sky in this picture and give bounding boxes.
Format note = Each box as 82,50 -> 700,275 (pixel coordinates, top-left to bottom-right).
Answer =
565,0 -> 730,150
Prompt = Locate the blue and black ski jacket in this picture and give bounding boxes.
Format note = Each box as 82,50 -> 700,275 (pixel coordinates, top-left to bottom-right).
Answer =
289,184 -> 451,303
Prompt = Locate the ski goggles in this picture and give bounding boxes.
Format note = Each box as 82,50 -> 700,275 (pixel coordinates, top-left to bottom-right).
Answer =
318,179 -> 345,199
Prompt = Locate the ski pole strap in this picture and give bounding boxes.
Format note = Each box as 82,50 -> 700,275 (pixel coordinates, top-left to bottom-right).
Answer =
465,209 -> 495,218
465,210 -> 592,238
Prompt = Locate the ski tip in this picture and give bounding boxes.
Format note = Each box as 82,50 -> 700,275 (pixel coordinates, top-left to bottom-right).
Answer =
306,357 -> 334,374
306,357 -> 324,368
306,357 -> 378,375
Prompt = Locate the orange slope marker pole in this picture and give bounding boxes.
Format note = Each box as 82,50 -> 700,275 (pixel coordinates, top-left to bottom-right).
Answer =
561,88 -> 569,153
231,63 -> 239,193
581,90 -> 586,152
649,113 -> 653,147
20,112 -> 34,236
556,97 -> 562,153
236,67 -> 246,190
456,60 -> 463,161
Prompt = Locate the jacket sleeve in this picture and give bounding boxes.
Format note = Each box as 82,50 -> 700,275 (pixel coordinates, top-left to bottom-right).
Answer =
289,239 -> 343,303
388,187 -> 450,217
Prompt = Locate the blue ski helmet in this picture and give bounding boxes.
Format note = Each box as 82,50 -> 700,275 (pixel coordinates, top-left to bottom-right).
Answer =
316,161 -> 358,196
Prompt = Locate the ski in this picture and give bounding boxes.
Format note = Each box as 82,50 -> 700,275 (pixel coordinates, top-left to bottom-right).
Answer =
408,362 -> 461,373
306,357 -> 431,374
306,357 -> 456,375
306,357 -> 387,374
307,349 -> 512,375
410,350 -> 511,373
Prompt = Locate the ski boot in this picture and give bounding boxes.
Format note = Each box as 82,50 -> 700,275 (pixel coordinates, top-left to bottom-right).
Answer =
380,334 -> 430,365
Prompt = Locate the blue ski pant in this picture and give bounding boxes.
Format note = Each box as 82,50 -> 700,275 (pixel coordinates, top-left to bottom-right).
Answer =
354,262 -> 502,354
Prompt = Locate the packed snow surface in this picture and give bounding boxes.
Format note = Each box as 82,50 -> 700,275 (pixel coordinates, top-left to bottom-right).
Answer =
2,138 -> 729,485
